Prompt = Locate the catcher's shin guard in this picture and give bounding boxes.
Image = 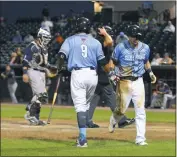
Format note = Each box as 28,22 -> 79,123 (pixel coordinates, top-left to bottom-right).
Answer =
24,101 -> 42,125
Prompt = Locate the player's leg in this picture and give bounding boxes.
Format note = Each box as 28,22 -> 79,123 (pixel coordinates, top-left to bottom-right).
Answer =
25,69 -> 47,125
70,70 -> 88,147
109,80 -> 132,133
8,82 -> 18,104
87,84 -> 102,128
161,94 -> 174,109
132,78 -> 147,145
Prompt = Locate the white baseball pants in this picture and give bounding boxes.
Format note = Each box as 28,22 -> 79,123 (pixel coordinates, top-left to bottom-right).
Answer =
71,68 -> 98,113
116,77 -> 146,143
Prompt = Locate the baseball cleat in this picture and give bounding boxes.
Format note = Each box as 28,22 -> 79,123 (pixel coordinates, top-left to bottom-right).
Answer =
86,123 -> 100,128
24,111 -> 46,126
108,114 -> 116,133
136,141 -> 148,146
76,139 -> 88,148
118,118 -> 135,128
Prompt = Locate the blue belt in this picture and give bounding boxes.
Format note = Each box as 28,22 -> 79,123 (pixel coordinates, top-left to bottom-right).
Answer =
73,67 -> 95,70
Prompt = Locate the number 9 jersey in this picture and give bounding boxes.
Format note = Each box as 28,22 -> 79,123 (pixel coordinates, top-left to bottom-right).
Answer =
59,33 -> 105,71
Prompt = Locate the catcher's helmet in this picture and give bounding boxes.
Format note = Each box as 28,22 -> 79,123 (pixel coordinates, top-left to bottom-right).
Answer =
37,27 -> 52,49
75,17 -> 90,33
127,25 -> 142,40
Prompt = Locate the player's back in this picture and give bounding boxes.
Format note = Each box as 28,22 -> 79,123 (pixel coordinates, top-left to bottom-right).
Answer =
65,33 -> 102,71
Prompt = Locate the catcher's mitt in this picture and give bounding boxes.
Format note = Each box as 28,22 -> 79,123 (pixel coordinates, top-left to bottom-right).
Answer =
46,65 -> 58,78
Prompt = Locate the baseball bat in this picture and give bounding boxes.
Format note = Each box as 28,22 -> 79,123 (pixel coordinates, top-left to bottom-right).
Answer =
47,74 -> 61,124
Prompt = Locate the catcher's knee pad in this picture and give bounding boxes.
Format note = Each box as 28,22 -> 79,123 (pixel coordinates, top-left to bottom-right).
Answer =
37,92 -> 48,104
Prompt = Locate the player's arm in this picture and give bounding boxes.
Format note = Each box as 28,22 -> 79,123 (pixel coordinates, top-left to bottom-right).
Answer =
98,27 -> 113,47
144,47 -> 156,84
57,39 -> 69,72
22,46 -> 36,83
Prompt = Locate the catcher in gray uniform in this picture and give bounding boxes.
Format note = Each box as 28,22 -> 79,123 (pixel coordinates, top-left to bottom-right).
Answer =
22,28 -> 57,125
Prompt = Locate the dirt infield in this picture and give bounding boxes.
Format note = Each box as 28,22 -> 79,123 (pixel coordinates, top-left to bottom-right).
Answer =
1,118 -> 175,142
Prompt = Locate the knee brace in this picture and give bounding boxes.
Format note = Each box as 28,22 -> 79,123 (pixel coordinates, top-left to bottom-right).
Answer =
37,92 -> 48,104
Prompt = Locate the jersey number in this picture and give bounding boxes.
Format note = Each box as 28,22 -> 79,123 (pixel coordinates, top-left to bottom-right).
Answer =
81,44 -> 88,58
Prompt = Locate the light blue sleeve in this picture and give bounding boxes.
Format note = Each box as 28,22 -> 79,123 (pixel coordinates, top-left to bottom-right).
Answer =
144,46 -> 150,63
59,39 -> 70,58
112,45 -> 120,62
96,42 -> 105,61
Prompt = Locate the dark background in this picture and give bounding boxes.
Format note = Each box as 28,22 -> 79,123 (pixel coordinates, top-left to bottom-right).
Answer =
0,1 -> 93,23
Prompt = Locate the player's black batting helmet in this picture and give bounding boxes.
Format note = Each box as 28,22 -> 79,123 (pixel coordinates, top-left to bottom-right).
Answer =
127,25 -> 142,40
75,17 -> 90,34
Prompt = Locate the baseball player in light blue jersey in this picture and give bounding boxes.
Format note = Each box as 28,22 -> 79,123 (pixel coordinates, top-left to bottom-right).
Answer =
57,17 -> 109,147
109,25 -> 156,146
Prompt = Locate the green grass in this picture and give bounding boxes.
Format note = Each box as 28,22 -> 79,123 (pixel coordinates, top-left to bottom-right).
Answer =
1,104 -> 175,123
1,104 -> 176,156
1,138 -> 175,156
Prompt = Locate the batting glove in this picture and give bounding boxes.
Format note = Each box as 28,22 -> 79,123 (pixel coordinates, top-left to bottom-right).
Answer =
108,71 -> 120,86
149,71 -> 156,84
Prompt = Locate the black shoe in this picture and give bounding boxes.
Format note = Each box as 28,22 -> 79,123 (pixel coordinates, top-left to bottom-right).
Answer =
86,123 -> 100,128
118,118 -> 135,128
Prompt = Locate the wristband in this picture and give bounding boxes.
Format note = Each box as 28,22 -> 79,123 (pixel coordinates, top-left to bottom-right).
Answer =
23,68 -> 28,74
146,68 -> 152,74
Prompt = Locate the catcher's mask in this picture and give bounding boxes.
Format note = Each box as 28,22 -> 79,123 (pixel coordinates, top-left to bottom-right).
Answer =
37,28 -> 52,49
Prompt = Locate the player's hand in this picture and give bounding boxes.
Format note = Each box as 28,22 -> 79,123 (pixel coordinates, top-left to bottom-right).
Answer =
149,72 -> 156,84
22,74 -> 29,83
98,27 -> 108,36
109,75 -> 120,86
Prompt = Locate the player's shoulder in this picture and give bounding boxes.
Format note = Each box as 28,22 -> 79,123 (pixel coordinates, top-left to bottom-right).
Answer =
141,41 -> 150,50
115,40 -> 127,50
25,41 -> 40,53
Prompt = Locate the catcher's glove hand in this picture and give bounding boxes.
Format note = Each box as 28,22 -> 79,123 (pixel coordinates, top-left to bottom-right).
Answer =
46,64 -> 58,78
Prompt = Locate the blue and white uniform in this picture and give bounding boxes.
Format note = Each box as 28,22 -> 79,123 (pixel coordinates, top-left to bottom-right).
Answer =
111,40 -> 150,144
59,33 -> 105,112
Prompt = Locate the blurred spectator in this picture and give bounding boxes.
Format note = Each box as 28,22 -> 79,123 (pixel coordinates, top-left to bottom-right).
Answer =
10,47 -> 23,65
148,18 -> 160,32
24,33 -> 34,43
163,9 -> 170,22
55,15 -> 67,29
163,21 -> 175,33
41,17 -> 53,32
12,31 -> 23,44
116,32 -> 129,45
42,4 -> 49,18
1,65 -> 18,104
139,16 -> 149,31
56,33 -> 64,44
90,27 -> 97,38
0,16 -> 6,27
151,53 -> 163,65
161,53 -> 174,65
150,80 -> 175,109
